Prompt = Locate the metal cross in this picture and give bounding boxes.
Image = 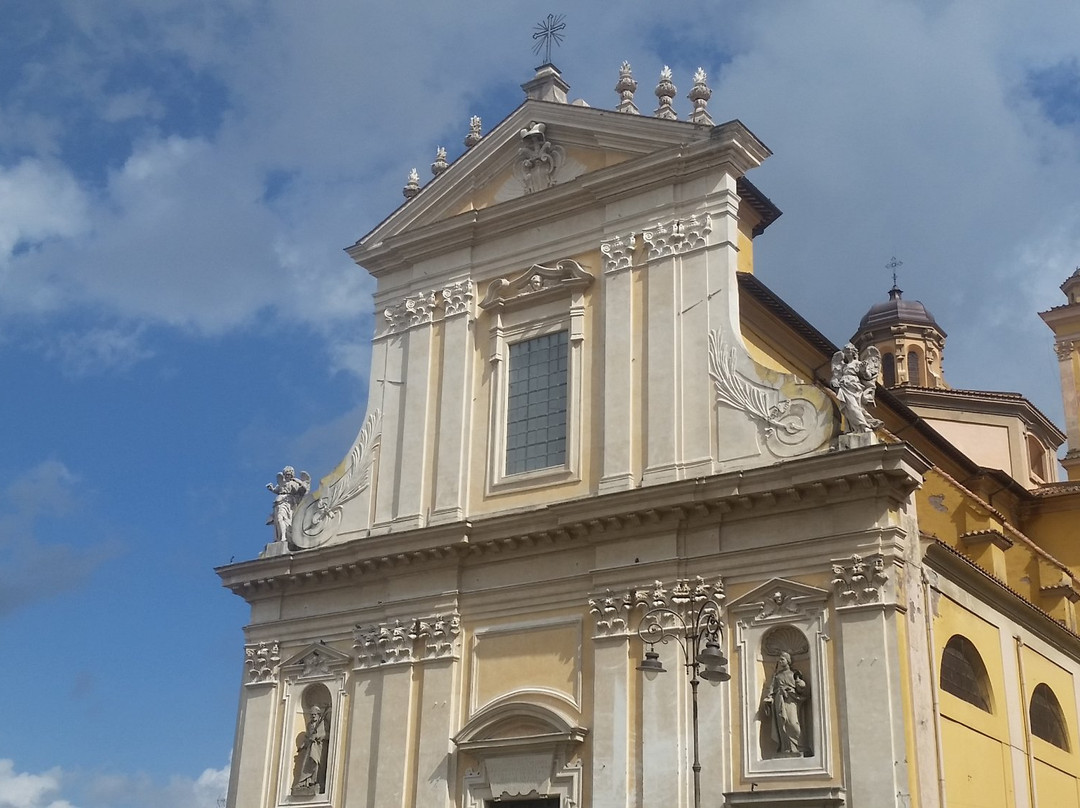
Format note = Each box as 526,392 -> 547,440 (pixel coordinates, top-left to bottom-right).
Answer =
532,13 -> 566,64
886,256 -> 903,287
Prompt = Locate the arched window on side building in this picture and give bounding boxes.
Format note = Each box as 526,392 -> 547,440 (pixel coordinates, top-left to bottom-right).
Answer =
1030,683 -> 1070,751
940,635 -> 992,712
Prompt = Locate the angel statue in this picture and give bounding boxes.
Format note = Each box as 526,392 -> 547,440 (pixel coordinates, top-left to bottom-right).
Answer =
830,343 -> 883,433
266,466 -> 311,545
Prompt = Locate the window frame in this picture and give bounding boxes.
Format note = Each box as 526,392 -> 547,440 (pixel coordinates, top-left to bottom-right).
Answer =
1030,682 -> 1071,751
504,329 -> 570,477
939,634 -> 993,713
480,260 -> 591,495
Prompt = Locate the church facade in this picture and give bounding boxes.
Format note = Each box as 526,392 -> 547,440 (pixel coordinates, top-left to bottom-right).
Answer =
218,63 -> 1080,808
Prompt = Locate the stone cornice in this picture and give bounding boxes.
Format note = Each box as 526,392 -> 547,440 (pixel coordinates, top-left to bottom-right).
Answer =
218,444 -> 928,601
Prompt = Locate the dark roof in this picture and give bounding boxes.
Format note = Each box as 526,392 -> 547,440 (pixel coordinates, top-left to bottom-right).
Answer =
857,285 -> 944,335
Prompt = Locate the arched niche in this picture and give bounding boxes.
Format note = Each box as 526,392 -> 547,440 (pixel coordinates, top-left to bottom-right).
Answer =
275,642 -> 351,807
454,693 -> 587,808
730,578 -> 831,779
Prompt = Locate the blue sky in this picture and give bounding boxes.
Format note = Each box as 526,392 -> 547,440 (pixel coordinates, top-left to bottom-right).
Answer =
3,2 -> 1080,806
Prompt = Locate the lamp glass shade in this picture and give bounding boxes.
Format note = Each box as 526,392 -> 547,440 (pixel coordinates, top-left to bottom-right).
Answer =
637,649 -> 666,680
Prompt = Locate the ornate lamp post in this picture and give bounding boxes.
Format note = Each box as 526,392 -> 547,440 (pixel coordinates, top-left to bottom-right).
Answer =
636,577 -> 729,808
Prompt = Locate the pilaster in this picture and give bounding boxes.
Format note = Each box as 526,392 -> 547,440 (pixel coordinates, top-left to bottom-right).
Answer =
599,232 -> 638,494
431,280 -> 475,524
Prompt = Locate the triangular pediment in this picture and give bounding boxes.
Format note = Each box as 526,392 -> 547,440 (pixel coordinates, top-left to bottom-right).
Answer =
279,641 -> 352,679
728,578 -> 830,624
349,100 -> 768,274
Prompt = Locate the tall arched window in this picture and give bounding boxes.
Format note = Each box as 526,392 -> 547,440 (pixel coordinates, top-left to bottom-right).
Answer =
940,635 -> 992,712
1030,683 -> 1070,750
882,352 -> 896,387
907,350 -> 921,386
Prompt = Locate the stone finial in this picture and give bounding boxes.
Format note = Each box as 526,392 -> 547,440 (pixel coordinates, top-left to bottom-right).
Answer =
654,65 -> 677,120
615,61 -> 640,115
431,146 -> 449,177
464,116 -> 482,149
402,168 -> 420,199
688,67 -> 713,125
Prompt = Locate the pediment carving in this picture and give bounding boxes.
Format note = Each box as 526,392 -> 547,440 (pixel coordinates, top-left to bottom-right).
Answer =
479,259 -> 594,311
729,578 -> 829,627
279,642 -> 353,681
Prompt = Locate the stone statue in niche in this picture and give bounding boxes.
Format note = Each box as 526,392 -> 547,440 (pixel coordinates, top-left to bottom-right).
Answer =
514,121 -> 564,193
292,702 -> 331,795
266,466 -> 310,546
762,651 -> 810,756
830,343 -> 883,433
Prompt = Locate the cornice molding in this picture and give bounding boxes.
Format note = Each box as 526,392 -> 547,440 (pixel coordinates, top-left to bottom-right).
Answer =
219,444 -> 929,600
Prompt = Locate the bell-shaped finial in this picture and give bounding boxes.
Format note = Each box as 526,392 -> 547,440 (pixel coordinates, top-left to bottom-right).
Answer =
687,67 -> 713,125
654,65 -> 677,120
431,146 -> 449,177
615,61 -> 640,115
464,116 -> 482,149
402,168 -> 420,199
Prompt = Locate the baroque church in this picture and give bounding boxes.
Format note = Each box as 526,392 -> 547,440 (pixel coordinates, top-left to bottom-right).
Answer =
218,62 -> 1080,808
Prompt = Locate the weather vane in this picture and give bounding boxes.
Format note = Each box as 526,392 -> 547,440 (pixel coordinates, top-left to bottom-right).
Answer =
886,256 -> 903,288
532,13 -> 566,64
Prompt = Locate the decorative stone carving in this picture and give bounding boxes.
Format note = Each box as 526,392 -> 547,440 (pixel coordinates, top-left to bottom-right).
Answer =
1055,339 -> 1075,361
513,121 -> 565,193
654,65 -> 678,120
710,331 -> 803,436
645,576 -> 725,616
687,67 -> 713,125
479,259 -> 594,310
464,115 -> 483,148
615,61 -> 639,114
294,409 -> 381,548
383,290 -> 438,334
431,146 -> 449,176
354,612 -> 461,668
414,613 -> 462,660
442,280 -> 474,317
830,554 -> 889,606
588,588 -> 649,637
300,647 -> 332,679
244,641 -> 280,686
266,466 -> 310,546
403,168 -> 420,199
642,213 -> 712,259
600,232 -> 636,274
830,343 -> 883,435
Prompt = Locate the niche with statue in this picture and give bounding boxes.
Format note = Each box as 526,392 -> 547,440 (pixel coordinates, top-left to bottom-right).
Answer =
730,578 -> 832,778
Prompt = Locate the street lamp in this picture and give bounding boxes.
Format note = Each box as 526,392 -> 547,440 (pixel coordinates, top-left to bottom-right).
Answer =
636,577 -> 729,808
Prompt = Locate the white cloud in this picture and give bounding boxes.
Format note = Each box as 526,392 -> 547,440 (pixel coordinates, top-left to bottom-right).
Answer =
0,760 -> 75,808
0,159 -> 89,260
80,764 -> 229,808
0,759 -> 230,808
44,326 -> 154,377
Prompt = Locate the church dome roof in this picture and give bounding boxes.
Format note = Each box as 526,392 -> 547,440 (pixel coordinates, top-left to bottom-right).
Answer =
858,285 -> 944,334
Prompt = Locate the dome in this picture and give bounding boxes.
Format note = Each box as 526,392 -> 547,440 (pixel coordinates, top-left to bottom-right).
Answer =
857,285 -> 945,335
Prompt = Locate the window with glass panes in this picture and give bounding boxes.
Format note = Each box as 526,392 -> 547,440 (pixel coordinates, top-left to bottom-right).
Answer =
506,331 -> 568,475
